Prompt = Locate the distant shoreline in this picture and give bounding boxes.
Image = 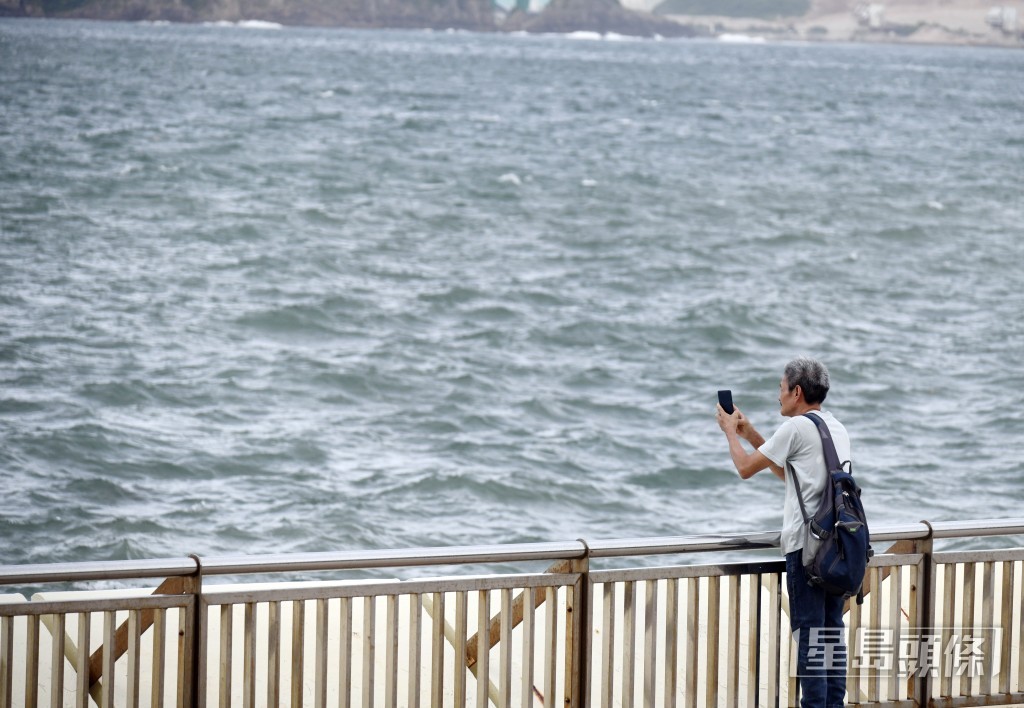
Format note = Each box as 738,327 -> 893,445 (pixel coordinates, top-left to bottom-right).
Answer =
1,7 -> 1022,49
649,1 -> 1024,50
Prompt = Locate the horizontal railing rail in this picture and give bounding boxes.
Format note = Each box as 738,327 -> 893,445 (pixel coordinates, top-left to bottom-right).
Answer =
1,517 -> 1023,707
4,518 -> 1024,586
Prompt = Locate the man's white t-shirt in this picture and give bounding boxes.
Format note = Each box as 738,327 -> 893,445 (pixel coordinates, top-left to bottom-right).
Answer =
757,410 -> 851,555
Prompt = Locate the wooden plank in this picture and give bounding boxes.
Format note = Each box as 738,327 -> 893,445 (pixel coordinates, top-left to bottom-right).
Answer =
466,583 -> 550,670
219,605 -> 232,708
745,575 -> 760,708
0,616 -> 13,708
464,560 -> 571,670
408,594 -> 421,708
500,589 -> 512,708
726,576 -> 739,707
454,592 -> 468,708
242,603 -> 257,708
385,595 -> 398,708
960,563 -> 976,698
49,613 -> 66,708
291,599 -> 305,708
520,588 -> 533,708
101,611 -> 115,708
847,584 -> 862,704
151,608 -> 165,708
24,613 -> 39,708
431,593 -> 445,708
267,601 -> 281,708
363,597 -> 376,708
126,611 -> 141,707
665,579 -> 679,708
869,567 -> 882,703
600,583 -> 615,708
999,561 -> 1015,696
544,587 -> 556,708
75,613 -> 90,708
315,598 -> 329,708
477,590 -> 490,708
621,581 -> 635,708
981,561 -> 996,697
643,580 -> 658,708
685,578 -> 699,706
87,576 -> 187,687
941,563 -> 956,699
338,597 -> 352,708
888,566 -> 903,702
765,575 -> 779,708
176,602 -> 188,708
706,576 -> 720,706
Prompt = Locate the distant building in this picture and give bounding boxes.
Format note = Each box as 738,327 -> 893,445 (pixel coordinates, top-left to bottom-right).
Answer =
854,3 -> 885,30
986,6 -> 1019,33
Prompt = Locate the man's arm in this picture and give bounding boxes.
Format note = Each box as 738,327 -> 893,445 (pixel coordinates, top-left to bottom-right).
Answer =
717,405 -> 785,481
736,424 -> 785,481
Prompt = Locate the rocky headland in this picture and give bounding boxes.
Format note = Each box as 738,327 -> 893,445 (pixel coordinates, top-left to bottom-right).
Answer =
501,0 -> 699,37
0,0 -> 496,30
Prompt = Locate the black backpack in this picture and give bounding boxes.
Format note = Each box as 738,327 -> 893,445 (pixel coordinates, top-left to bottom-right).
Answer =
791,412 -> 872,602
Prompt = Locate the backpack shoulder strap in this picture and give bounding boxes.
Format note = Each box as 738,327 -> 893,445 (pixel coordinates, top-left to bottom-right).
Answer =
790,413 -> 838,522
789,461 -> 812,523
803,412 -> 844,474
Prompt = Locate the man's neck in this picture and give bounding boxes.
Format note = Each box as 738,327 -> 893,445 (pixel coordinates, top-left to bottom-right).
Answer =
793,403 -> 822,416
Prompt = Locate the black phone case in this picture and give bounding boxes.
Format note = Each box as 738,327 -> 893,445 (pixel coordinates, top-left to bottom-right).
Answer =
718,390 -> 734,414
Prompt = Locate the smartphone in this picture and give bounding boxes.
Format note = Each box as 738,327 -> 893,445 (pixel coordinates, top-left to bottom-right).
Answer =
718,389 -> 734,415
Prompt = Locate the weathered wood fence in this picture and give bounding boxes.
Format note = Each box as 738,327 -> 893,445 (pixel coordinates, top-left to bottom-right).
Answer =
2,518 -> 1024,707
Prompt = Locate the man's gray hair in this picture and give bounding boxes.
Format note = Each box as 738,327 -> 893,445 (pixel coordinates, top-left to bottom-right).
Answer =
784,357 -> 830,405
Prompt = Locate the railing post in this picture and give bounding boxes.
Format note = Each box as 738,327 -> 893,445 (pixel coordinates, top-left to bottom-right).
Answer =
914,521 -> 934,707
186,554 -> 205,708
566,540 -> 591,708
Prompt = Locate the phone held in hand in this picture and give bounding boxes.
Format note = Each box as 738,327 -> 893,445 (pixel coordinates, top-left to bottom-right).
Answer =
718,389 -> 734,415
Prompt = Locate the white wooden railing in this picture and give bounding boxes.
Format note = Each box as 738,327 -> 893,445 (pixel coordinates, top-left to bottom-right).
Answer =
2,519 -> 1024,707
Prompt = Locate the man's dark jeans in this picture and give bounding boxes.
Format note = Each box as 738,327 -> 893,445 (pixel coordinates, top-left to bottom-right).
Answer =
786,550 -> 847,707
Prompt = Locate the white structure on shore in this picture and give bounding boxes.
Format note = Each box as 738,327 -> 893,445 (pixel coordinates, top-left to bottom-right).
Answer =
987,6 -> 1019,33
854,3 -> 886,29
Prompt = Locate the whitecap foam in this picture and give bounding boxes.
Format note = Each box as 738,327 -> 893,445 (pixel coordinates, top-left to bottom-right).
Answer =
498,173 -> 522,186
237,20 -> 284,30
717,33 -> 766,43
927,200 -> 945,211
581,178 -> 597,187
566,31 -> 603,41
203,20 -> 283,29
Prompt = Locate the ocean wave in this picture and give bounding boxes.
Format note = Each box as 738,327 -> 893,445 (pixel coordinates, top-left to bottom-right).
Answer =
203,20 -> 284,30
717,33 -> 766,43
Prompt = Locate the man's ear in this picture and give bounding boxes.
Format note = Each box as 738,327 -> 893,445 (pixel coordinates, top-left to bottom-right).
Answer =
792,384 -> 803,401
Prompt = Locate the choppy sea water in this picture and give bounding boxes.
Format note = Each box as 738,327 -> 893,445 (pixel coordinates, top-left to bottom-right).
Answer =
1,19 -> 1023,571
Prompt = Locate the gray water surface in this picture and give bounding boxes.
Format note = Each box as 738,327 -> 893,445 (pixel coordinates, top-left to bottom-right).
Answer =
2,20 -> 1023,567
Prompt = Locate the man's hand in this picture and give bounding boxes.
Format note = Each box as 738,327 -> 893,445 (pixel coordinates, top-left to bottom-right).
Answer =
734,408 -> 765,447
717,405 -> 779,480
716,403 -> 744,436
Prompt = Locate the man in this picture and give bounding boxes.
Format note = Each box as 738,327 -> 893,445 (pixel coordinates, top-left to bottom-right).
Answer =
716,357 -> 850,708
